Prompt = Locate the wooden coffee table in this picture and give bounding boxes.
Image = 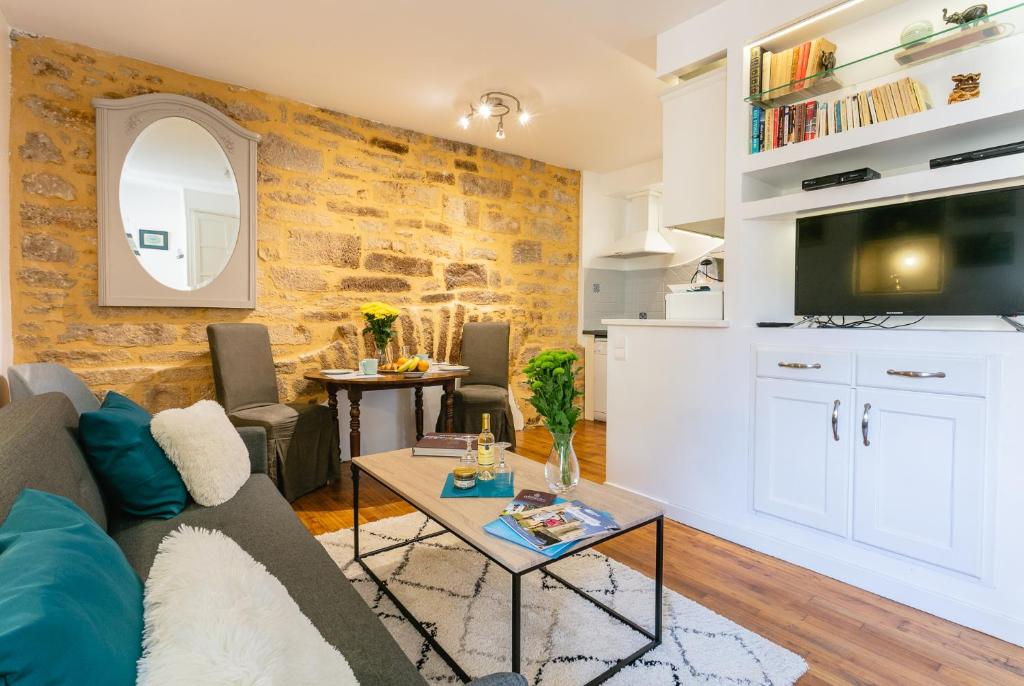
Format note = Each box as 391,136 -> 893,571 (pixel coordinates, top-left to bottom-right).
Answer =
350,449 -> 664,685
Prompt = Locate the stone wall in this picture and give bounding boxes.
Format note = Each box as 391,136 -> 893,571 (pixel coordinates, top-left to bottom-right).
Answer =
8,34 -> 580,420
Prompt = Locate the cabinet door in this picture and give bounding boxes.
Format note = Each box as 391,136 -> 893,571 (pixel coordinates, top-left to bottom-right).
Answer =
754,378 -> 852,536
853,388 -> 986,576
662,67 -> 725,229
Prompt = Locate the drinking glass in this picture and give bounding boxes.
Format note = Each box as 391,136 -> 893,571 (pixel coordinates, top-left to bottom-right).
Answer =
460,436 -> 476,468
494,442 -> 512,489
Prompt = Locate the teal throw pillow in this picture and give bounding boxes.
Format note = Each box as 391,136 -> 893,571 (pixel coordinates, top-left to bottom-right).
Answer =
0,489 -> 143,685
79,391 -> 188,518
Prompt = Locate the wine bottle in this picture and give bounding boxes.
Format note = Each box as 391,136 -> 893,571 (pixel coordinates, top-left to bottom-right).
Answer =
476,413 -> 495,480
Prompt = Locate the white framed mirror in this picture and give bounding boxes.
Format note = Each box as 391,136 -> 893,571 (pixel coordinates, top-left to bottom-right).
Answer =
93,94 -> 260,308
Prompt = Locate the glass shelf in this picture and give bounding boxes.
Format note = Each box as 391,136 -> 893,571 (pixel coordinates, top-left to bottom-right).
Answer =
745,2 -> 1022,106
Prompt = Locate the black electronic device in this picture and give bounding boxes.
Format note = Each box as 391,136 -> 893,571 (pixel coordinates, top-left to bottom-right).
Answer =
795,185 -> 1024,316
802,167 -> 881,192
929,140 -> 1024,169
756,321 -> 795,328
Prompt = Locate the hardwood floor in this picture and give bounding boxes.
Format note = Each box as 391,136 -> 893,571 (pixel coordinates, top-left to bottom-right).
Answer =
293,420 -> 1024,685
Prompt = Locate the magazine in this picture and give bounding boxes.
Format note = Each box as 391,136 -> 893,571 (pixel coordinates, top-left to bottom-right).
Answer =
498,490 -> 619,551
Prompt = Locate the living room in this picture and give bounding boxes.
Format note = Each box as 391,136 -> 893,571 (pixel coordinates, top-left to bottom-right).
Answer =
2,0 -> 1024,684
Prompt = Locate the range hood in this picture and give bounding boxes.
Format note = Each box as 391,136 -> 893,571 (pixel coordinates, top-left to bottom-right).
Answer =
598,190 -> 674,258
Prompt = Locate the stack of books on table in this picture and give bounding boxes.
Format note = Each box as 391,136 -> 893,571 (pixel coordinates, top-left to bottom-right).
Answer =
484,490 -> 620,557
412,433 -> 476,457
750,77 -> 932,153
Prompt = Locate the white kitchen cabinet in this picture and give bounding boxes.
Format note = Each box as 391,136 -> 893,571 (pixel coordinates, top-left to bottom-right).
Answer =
593,339 -> 608,421
660,67 -> 726,231
753,378 -> 852,536
853,387 -> 987,577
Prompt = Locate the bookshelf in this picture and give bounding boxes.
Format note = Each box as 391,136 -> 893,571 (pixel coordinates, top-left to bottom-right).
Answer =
745,2 -> 1021,106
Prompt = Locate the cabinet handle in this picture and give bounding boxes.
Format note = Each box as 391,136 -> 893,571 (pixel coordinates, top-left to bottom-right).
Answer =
778,362 -> 821,369
861,403 -> 871,446
832,399 -> 841,442
886,369 -> 946,379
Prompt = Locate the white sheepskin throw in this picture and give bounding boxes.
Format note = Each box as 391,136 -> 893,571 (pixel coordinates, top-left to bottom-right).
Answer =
151,400 -> 249,506
137,526 -> 359,686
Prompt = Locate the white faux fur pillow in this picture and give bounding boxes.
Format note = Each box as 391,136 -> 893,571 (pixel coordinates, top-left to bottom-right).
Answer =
137,526 -> 358,686
151,400 -> 249,506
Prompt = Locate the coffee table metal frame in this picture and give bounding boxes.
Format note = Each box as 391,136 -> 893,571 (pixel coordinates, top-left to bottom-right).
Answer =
350,462 -> 664,685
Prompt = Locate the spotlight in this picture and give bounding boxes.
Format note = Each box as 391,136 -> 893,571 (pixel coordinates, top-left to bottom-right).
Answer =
518,110 -> 531,125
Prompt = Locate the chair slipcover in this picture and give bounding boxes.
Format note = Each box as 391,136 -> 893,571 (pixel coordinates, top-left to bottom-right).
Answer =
436,322 -> 516,449
208,324 -> 339,501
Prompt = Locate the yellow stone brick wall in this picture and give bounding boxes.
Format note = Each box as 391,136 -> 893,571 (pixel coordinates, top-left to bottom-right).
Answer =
8,34 -> 580,420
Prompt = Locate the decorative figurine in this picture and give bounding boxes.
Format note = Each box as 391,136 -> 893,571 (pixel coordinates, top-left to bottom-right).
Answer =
820,50 -> 837,71
942,4 -> 989,25
900,20 -> 934,45
948,73 -> 981,103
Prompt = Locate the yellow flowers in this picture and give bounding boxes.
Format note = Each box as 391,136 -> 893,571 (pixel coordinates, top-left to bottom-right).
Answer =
359,301 -> 400,321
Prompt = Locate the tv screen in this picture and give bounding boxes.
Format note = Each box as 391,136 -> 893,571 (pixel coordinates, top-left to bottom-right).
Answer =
795,186 -> 1024,316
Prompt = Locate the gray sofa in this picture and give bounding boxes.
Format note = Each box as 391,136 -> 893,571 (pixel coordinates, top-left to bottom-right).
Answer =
2,371 -> 523,686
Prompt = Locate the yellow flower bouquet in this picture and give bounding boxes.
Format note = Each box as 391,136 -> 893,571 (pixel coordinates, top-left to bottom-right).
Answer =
360,301 -> 400,358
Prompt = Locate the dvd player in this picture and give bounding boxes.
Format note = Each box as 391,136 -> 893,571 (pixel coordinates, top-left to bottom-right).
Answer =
802,167 -> 881,192
930,140 -> 1024,168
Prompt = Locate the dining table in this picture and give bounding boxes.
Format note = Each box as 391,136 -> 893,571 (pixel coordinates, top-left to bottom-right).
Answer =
303,368 -> 471,458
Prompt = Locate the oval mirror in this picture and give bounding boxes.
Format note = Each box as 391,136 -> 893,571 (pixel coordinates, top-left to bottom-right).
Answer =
119,117 -> 240,291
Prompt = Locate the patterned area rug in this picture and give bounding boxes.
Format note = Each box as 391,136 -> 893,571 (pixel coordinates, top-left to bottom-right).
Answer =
318,513 -> 807,685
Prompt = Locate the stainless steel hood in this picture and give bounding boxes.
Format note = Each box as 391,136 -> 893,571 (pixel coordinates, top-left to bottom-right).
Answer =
598,190 -> 674,258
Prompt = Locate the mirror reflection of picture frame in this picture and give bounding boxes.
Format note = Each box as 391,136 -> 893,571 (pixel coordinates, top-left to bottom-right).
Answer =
138,229 -> 169,250
125,232 -> 141,256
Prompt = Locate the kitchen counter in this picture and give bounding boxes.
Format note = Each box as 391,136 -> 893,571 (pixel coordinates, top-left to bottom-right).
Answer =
602,318 -> 730,328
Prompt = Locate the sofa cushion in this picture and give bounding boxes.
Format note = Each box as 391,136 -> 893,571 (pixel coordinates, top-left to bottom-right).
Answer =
151,400 -> 250,507
0,489 -> 142,685
0,393 -> 107,529
78,392 -> 188,519
110,475 -> 425,685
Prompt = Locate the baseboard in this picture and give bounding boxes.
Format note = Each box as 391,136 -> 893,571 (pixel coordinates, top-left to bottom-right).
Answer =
605,481 -> 1024,647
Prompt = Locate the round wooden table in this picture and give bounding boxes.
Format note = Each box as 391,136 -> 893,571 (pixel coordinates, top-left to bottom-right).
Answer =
303,369 -> 470,458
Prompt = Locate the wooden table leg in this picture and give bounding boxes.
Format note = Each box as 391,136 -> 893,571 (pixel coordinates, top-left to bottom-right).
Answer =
348,388 -> 362,458
414,385 -> 424,441
327,384 -> 339,431
442,380 -> 456,432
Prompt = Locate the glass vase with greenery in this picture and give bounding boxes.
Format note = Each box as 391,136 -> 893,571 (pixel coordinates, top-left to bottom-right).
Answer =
524,349 -> 582,493
359,301 -> 400,363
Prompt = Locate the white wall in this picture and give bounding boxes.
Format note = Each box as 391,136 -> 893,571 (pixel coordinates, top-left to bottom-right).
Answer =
121,180 -> 188,290
0,12 -> 11,374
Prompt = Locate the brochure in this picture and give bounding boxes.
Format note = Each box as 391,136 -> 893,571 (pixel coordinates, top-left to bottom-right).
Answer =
498,490 -> 619,551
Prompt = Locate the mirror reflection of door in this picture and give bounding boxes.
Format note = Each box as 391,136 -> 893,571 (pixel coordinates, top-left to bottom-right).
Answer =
119,117 -> 240,291
188,210 -> 239,289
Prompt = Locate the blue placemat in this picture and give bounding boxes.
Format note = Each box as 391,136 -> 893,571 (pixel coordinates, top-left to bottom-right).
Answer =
440,472 -> 515,498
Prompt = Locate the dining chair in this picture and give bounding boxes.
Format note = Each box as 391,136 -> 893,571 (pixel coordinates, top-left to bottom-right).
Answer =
207,323 -> 339,501
435,321 -> 516,449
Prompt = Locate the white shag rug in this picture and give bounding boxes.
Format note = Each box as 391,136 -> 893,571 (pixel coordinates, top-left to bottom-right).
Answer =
318,513 -> 807,685
138,526 -> 358,686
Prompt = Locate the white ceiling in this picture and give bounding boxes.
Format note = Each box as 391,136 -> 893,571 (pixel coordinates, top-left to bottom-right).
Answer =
0,0 -> 722,172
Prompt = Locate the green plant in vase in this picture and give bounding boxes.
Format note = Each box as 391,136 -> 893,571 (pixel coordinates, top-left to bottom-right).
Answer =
359,301 -> 400,363
524,349 -> 582,493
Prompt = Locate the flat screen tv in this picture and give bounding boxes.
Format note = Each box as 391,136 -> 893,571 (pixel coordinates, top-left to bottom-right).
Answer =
795,185 -> 1024,317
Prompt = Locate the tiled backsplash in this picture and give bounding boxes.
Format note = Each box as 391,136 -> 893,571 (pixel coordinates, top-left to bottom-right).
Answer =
583,257 -> 722,327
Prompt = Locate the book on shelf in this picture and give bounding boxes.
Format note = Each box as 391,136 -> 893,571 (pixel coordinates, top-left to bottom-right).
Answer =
749,46 -> 764,97
496,489 -> 620,551
750,77 -> 932,154
412,432 -> 477,457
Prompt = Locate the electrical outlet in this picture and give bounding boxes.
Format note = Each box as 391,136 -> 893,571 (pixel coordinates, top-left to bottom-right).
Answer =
639,311 -> 647,319
592,283 -> 600,293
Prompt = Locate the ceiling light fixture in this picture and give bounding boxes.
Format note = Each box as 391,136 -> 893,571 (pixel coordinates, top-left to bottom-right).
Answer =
457,91 -> 530,140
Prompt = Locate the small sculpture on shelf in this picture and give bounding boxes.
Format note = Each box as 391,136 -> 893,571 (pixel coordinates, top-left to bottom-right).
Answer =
900,20 -> 934,46
820,50 -> 837,71
942,4 -> 989,25
948,72 -> 981,103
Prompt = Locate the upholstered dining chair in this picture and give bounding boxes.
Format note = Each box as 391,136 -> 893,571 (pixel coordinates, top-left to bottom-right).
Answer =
207,323 -> 339,501
435,321 -> 516,449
